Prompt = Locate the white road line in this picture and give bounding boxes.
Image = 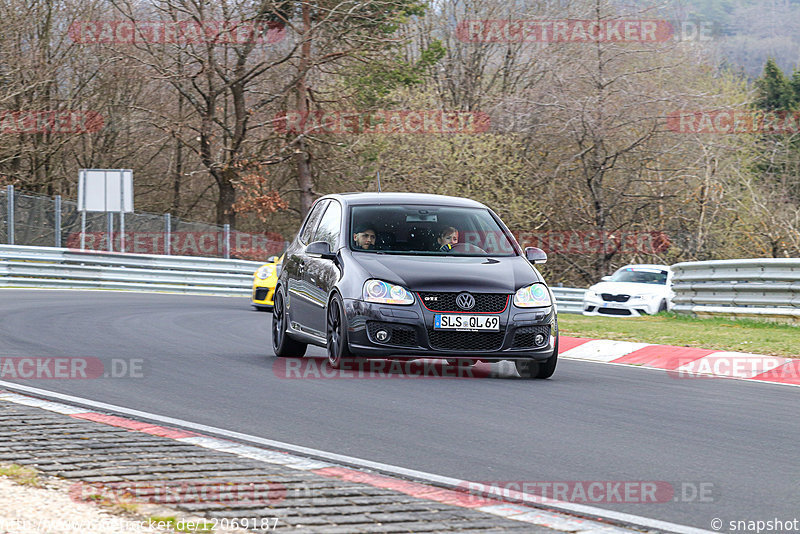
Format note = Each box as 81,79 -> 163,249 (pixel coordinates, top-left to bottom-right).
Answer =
0,380 -> 715,534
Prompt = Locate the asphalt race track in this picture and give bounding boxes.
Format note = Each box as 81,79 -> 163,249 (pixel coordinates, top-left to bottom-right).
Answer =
1,290 -> 798,531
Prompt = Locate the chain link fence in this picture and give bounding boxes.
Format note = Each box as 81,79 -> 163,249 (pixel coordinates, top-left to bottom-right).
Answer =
1,186 -> 286,260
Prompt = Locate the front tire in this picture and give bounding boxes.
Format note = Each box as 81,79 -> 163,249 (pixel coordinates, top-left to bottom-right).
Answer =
515,337 -> 558,379
272,290 -> 307,358
326,294 -> 352,369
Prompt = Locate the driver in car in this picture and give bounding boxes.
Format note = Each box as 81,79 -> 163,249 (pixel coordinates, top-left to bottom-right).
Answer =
437,226 -> 458,252
353,224 -> 376,250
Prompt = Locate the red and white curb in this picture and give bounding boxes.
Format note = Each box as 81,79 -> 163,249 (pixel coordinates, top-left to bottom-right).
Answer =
558,337 -> 800,386
0,387 -> 713,534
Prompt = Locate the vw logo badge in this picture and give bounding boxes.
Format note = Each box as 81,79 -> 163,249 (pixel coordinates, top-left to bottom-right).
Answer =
456,292 -> 475,310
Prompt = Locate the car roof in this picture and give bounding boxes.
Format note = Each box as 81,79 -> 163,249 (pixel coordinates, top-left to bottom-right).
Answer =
616,264 -> 671,271
317,192 -> 488,209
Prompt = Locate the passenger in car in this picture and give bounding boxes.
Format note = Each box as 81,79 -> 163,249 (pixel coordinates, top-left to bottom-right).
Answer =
353,224 -> 377,249
437,226 -> 458,252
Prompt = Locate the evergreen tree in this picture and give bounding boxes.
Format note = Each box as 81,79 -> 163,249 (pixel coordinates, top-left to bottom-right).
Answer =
753,58 -> 796,111
750,59 -> 800,205
791,68 -> 800,106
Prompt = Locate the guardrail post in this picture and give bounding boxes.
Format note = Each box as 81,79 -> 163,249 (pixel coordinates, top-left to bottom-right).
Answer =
55,195 -> 62,248
120,212 -> 125,253
107,212 -> 114,252
223,224 -> 230,259
6,185 -> 13,245
164,213 -> 171,255
80,211 -> 86,250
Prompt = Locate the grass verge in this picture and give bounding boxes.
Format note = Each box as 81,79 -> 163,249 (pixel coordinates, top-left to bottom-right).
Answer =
558,312 -> 800,357
0,463 -> 42,487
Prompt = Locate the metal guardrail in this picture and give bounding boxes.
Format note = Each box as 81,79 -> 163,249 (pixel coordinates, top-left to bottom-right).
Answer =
552,287 -> 586,314
0,244 -> 262,296
2,244 -> 591,312
671,258 -> 800,322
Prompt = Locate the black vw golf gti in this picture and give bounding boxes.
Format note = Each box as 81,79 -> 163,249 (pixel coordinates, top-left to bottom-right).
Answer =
271,193 -> 558,378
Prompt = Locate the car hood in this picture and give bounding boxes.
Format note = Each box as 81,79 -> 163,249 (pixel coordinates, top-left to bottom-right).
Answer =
354,254 -> 540,293
588,281 -> 669,296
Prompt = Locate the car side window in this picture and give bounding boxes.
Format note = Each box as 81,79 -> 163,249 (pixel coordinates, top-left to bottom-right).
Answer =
313,201 -> 342,248
299,200 -> 329,244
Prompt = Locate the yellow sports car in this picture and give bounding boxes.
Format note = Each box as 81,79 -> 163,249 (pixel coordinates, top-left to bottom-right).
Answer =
251,255 -> 283,310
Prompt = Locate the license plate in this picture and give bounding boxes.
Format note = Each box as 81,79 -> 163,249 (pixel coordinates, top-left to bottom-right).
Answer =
434,314 -> 500,331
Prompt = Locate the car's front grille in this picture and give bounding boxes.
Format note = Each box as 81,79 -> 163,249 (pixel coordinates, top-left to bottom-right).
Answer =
254,288 -> 270,301
601,293 -> 630,302
367,321 -> 418,347
418,292 -> 509,313
427,329 -> 505,351
512,325 -> 551,348
598,307 -> 632,316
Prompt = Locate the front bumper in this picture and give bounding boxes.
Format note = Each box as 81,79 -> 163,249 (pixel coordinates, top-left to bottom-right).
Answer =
342,298 -> 557,361
582,295 -> 659,317
251,282 -> 276,308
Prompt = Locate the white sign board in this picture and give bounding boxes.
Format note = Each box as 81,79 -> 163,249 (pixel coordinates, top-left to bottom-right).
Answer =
78,169 -> 133,212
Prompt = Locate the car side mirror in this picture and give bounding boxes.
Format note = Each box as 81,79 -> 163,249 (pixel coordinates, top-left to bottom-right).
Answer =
601,276 -> 612,282
306,241 -> 337,260
524,247 -> 547,264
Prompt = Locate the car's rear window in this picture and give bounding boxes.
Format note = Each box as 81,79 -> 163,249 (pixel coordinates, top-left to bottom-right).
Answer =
349,205 -> 517,256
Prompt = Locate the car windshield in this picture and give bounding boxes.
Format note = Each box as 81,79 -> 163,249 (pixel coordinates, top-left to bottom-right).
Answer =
609,267 -> 668,284
349,204 -> 516,256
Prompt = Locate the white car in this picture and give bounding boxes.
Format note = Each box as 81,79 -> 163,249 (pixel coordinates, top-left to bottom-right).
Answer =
582,264 -> 673,317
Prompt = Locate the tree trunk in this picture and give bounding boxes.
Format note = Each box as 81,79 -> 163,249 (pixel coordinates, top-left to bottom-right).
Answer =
294,0 -> 315,217
217,173 -> 236,227
172,135 -> 182,215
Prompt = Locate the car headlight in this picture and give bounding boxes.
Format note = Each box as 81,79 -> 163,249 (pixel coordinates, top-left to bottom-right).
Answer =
363,280 -> 414,305
514,283 -> 552,308
256,265 -> 275,280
